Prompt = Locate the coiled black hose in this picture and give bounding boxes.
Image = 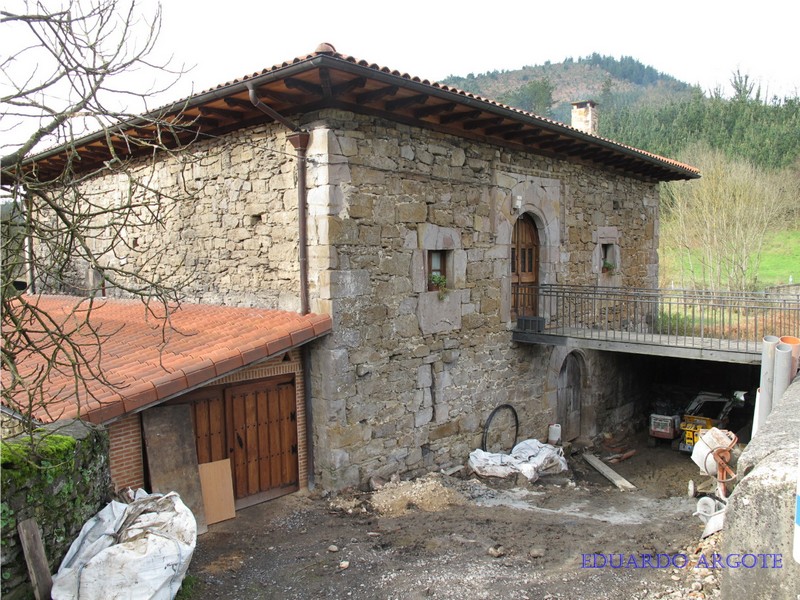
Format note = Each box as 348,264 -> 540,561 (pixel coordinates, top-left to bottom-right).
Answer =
481,404 -> 519,452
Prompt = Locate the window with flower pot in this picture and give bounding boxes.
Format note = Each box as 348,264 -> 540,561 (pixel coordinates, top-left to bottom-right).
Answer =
427,250 -> 448,291
601,243 -> 616,273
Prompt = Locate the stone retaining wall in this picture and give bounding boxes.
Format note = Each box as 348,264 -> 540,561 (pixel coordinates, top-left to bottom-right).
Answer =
0,420 -> 111,600
720,376 -> 799,599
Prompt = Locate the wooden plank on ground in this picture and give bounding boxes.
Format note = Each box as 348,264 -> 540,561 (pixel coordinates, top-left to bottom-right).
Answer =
17,518 -> 52,600
583,453 -> 637,491
142,404 -> 208,534
198,459 -> 236,525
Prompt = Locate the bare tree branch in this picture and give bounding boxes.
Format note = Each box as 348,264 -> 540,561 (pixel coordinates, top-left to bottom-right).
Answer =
1,0 -> 200,438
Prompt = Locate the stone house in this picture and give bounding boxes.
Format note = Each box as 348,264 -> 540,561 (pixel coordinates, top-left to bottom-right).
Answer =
21,44 -> 699,493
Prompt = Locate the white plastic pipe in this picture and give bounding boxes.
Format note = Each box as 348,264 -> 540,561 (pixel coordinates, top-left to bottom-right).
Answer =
780,335 -> 800,379
751,388 -> 762,439
773,342 -> 794,406
756,336 -> 780,433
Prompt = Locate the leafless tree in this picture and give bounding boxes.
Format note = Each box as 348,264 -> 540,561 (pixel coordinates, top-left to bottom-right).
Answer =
1,0 -> 200,437
661,143 -> 794,292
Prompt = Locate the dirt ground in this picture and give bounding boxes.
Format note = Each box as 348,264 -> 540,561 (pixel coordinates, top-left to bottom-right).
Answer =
186,432 -> 725,599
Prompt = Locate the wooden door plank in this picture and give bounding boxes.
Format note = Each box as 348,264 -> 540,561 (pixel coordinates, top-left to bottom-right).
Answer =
229,392 -> 248,499
209,395 -> 227,462
194,400 -> 211,464
198,459 -> 236,525
256,388 -> 271,491
17,518 -> 52,600
245,390 -> 259,496
268,388 -> 282,486
583,454 -> 636,491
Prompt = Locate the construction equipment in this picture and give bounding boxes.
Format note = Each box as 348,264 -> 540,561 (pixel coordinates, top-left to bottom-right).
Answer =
678,391 -> 745,453
687,427 -> 739,537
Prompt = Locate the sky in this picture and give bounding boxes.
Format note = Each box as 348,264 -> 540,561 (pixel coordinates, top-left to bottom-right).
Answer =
143,0 -> 799,102
2,0 -> 798,153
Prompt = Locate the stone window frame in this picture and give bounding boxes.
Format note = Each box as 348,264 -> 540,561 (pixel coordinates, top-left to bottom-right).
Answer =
594,227 -> 621,277
412,224 -> 466,295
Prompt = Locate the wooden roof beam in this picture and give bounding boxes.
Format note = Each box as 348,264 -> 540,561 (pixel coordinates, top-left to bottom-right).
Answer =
169,113 -> 219,129
78,147 -> 112,160
414,102 -> 456,118
319,68 -> 333,97
332,76 -> 367,97
504,127 -> 541,141
439,110 -> 481,124
356,85 -> 399,104
567,145 -> 601,158
199,106 -> 243,120
463,117 -> 504,131
547,139 -> 581,152
385,94 -> 429,111
484,123 -> 524,136
225,89 -> 298,107
537,136 -> 570,150
285,77 -> 323,96
522,132 -> 559,145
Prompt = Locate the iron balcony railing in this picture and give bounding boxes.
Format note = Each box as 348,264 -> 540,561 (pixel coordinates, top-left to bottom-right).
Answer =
514,284 -> 800,355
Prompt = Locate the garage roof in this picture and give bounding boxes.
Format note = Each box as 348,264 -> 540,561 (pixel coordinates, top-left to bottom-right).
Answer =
3,295 -> 332,424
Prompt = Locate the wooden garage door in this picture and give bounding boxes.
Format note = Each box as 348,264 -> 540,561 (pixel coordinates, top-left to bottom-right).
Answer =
192,376 -> 298,501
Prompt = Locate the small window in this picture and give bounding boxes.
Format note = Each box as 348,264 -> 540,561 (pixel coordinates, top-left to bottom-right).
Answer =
428,250 -> 448,290
601,243 -> 617,272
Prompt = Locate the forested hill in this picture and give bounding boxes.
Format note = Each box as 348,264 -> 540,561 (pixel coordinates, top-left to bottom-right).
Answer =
442,54 -> 697,125
441,54 -> 800,171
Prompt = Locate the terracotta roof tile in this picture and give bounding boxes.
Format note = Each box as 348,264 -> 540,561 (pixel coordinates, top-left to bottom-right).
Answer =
3,295 -> 332,424
182,359 -> 218,388
156,45 -> 697,178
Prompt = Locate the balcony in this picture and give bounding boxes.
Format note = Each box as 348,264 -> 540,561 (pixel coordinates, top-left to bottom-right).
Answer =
512,284 -> 800,364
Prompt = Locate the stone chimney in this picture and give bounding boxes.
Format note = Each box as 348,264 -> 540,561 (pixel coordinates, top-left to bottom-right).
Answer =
571,100 -> 599,135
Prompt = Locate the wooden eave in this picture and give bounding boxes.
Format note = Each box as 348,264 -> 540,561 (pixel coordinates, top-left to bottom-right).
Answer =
17,54 -> 700,182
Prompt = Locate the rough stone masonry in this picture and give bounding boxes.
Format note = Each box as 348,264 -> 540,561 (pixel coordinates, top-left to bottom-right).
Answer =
71,107 -> 662,490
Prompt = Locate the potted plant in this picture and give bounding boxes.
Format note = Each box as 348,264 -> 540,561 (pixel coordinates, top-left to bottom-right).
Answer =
429,274 -> 448,300
602,260 -> 615,274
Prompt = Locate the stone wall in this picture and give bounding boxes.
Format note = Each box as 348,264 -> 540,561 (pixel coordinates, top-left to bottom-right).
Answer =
60,108 -> 662,490
74,124 -> 304,310
1,420 -> 111,600
304,110 -> 660,488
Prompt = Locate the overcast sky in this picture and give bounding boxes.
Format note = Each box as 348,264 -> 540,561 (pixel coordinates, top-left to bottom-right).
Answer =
146,0 -> 799,102
2,0 -> 798,154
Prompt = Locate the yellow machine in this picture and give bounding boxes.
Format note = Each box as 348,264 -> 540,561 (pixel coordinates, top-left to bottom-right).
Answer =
678,391 -> 744,453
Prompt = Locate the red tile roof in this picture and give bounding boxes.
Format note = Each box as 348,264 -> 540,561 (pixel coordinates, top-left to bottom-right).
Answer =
186,43 -> 699,178
26,44 -> 699,182
3,295 -> 332,424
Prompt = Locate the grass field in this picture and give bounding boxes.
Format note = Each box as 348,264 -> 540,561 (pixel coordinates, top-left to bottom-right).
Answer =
758,229 -> 800,286
660,228 -> 800,289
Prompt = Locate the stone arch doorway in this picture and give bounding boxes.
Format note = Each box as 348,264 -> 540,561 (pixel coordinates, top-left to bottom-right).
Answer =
511,212 -> 540,317
557,352 -> 583,442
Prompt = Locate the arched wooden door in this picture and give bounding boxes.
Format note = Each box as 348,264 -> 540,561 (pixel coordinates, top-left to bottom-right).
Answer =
512,213 -> 540,317
557,353 -> 582,442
